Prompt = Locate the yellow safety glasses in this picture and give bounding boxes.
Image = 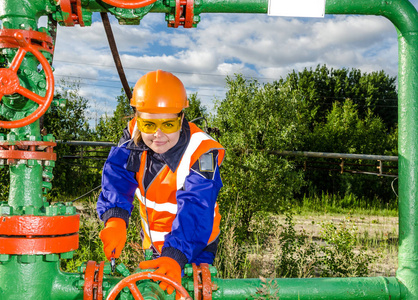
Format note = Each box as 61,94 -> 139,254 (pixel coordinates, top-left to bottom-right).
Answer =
137,116 -> 182,134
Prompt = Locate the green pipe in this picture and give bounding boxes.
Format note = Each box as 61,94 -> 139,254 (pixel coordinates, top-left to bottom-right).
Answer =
213,277 -> 404,300
0,0 -> 52,29
9,160 -> 43,209
0,255 -> 65,300
51,272 -> 84,300
319,1 -> 418,300
396,19 -> 418,300
8,122 -> 43,209
84,0 -> 268,14
192,0 -> 267,14
325,0 -> 418,33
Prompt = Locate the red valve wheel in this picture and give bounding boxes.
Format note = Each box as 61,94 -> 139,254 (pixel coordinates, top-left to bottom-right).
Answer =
101,0 -> 157,9
106,272 -> 191,300
0,32 -> 54,129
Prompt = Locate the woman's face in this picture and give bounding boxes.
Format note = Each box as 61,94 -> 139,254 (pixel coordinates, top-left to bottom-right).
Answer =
138,112 -> 182,154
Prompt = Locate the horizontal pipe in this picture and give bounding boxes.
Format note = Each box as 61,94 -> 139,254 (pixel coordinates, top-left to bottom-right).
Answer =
325,0 -> 418,33
56,140 -> 116,147
193,0 -> 268,14
213,276 -> 404,300
57,141 -> 399,162
277,150 -> 399,162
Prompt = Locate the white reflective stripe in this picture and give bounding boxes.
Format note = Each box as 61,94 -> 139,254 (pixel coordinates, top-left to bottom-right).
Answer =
135,189 -> 178,214
118,139 -> 131,147
214,202 -> 217,217
176,132 -> 215,190
141,217 -> 169,242
128,119 -> 138,136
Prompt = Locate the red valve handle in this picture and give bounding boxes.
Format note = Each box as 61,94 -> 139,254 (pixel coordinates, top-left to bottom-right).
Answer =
106,272 -> 191,300
101,0 -> 157,9
0,32 -> 54,129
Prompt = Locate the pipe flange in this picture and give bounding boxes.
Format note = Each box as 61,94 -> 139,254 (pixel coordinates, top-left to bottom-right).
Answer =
84,261 -> 105,300
0,214 -> 79,255
192,263 -> 215,299
167,0 -> 195,28
56,0 -> 85,26
0,141 -> 56,163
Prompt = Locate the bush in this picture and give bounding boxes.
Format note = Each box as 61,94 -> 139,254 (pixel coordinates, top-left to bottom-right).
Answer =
219,211 -> 376,279
320,220 -> 372,277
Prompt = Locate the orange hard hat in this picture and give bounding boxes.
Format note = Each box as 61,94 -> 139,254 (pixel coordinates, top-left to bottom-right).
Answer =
131,70 -> 189,113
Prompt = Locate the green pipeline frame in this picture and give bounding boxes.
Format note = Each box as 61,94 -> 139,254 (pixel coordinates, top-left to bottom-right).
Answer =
0,0 -> 417,299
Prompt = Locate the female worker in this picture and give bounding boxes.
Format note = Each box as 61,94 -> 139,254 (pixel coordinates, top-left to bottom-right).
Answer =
96,70 -> 225,297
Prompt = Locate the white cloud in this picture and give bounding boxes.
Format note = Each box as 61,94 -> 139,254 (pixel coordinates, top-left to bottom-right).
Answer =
49,4 -> 415,122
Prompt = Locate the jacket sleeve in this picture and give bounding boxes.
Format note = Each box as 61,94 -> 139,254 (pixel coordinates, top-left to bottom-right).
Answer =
161,154 -> 223,267
96,145 -> 138,226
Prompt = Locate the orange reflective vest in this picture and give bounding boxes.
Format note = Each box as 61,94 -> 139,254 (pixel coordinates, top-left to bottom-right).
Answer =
128,118 -> 225,253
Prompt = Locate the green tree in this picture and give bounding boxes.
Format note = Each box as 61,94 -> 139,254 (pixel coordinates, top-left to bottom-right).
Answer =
43,80 -> 99,198
311,99 -> 390,154
304,99 -> 397,202
95,89 -> 133,143
285,65 -> 398,128
184,93 -> 208,129
213,75 -> 308,240
43,80 -> 91,140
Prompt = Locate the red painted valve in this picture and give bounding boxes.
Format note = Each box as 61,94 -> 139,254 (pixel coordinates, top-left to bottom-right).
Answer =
0,32 -> 54,129
100,0 -> 157,9
106,272 -> 191,300
57,0 -> 85,26
168,0 -> 195,28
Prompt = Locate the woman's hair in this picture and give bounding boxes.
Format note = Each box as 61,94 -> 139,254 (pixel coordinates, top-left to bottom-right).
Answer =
133,111 -> 184,145
133,128 -> 142,145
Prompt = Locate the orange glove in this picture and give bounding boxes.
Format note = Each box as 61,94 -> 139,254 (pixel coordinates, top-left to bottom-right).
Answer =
99,218 -> 127,261
139,257 -> 182,297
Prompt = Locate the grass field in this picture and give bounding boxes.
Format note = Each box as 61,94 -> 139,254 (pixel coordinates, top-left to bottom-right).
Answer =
273,213 -> 398,277
67,194 -> 399,279
217,210 -> 398,279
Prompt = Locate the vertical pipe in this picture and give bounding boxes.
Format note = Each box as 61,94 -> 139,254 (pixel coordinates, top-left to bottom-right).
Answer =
8,122 -> 43,209
396,23 -> 418,300
0,256 -> 58,299
8,161 -> 43,209
322,3 -> 418,299
0,2 -> 68,300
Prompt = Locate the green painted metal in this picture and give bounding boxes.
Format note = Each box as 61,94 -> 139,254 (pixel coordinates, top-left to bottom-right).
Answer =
0,2 -> 78,299
397,22 -> 418,300
325,2 -> 418,299
9,158 -> 43,209
191,0 -> 267,14
0,255 -> 80,300
211,277 -> 404,300
0,0 -> 52,30
0,201 -> 81,299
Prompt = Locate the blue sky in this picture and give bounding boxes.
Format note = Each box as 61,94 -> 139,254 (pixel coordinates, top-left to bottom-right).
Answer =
49,1 -> 418,128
